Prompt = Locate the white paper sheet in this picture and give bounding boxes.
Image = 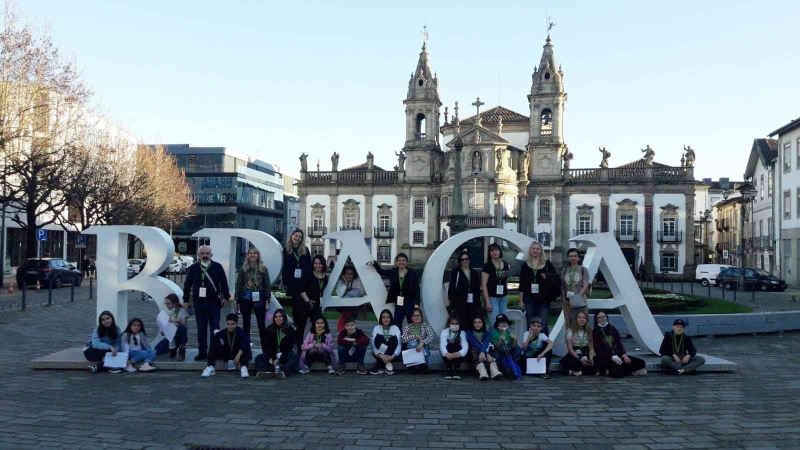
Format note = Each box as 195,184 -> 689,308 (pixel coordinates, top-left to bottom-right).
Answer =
525,357 -> 547,374
103,351 -> 129,369
157,311 -> 177,342
402,349 -> 425,366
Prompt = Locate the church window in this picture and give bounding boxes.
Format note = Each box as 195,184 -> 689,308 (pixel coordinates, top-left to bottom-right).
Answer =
540,109 -> 553,136
418,79 -> 424,87
413,198 -> 425,220
659,204 -> 680,242
538,199 -> 551,222
544,72 -> 551,80
342,199 -> 360,231
440,196 -> 450,217
310,240 -> 324,257
378,214 -> 391,233
660,253 -> 677,272
415,113 -> 426,140
468,192 -> 484,215
441,229 -> 449,241
536,232 -> 551,247
575,204 -> 594,235
413,231 -> 424,245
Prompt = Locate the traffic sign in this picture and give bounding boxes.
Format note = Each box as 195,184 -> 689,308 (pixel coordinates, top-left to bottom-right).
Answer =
76,234 -> 87,248
36,229 -> 47,241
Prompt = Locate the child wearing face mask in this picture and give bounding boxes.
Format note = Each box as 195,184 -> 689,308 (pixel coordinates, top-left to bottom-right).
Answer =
592,311 -> 647,378
439,315 -> 468,380
490,314 -> 522,380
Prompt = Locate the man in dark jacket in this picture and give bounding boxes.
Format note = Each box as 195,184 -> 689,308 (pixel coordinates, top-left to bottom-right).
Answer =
659,319 -> 705,374
183,245 -> 230,361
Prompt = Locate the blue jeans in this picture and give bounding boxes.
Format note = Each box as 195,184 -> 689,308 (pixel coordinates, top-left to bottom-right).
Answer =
405,339 -> 430,363
129,349 -> 156,364
337,345 -> 367,366
194,302 -> 221,356
523,295 -> 551,335
489,296 -> 507,327
155,324 -> 188,355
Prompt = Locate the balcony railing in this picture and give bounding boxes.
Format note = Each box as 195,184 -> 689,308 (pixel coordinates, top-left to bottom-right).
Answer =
303,169 -> 404,186
415,132 -> 427,141
657,230 -> 683,243
614,230 -> 639,242
374,227 -> 395,239
563,166 -> 692,184
465,216 -> 496,227
572,228 -> 597,237
339,225 -> 362,231
307,226 -> 327,237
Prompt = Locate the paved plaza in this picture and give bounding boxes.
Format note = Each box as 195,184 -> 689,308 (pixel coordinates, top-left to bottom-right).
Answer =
1,296 -> 799,449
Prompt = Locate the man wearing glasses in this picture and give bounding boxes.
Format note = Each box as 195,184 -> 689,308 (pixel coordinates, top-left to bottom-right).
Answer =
183,245 -> 231,361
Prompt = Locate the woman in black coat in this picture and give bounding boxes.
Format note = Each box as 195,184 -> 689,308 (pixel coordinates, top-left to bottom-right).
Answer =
447,250 -> 483,328
518,241 -> 560,335
368,252 -> 419,328
255,309 -> 298,379
282,229 -> 313,352
592,311 -> 647,378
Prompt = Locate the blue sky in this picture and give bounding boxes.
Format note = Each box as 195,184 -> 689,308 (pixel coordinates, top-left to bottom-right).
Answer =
22,0 -> 800,179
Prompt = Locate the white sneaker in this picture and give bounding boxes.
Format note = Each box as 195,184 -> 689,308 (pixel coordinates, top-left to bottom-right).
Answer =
385,362 -> 393,372
124,364 -> 137,373
139,363 -> 156,372
298,367 -> 310,374
240,367 -> 249,378
633,368 -> 648,376
201,366 -> 215,377
327,365 -> 336,374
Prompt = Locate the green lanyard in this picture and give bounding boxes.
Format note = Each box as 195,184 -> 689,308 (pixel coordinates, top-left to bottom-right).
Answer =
672,333 -> 684,354
532,267 -> 539,284
200,265 -> 208,283
317,275 -> 325,292
227,331 -> 236,354
292,250 -> 300,264
315,333 -> 324,344
399,271 -> 406,290
599,326 -> 614,347
382,327 -> 390,339
412,324 -> 421,338
277,329 -> 284,346
495,261 -> 503,279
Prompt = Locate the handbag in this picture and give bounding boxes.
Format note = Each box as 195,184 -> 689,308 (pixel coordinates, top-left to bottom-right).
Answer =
570,292 -> 587,308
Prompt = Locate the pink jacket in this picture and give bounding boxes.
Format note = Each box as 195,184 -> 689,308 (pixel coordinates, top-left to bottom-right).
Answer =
300,332 -> 337,366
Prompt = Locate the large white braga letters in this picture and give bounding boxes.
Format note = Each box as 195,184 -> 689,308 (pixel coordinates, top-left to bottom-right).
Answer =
86,226 -> 663,355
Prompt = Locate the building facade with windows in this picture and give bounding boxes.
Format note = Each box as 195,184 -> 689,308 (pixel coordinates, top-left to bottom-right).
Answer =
743,139 -> 777,272
298,35 -> 696,276
159,144 -> 287,257
771,118 -> 800,285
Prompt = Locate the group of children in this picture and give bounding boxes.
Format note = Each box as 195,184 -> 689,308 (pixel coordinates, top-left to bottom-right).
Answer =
83,298 -> 704,380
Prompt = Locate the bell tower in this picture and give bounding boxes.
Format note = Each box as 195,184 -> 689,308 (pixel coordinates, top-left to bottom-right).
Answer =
402,38 -> 442,181
527,34 -> 567,179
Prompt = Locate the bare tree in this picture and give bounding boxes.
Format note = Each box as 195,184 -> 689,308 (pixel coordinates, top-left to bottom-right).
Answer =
0,4 -> 92,257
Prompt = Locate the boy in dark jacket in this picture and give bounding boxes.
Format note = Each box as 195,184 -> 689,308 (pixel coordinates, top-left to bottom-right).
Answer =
336,316 -> 370,374
201,313 -> 251,379
659,319 -> 705,374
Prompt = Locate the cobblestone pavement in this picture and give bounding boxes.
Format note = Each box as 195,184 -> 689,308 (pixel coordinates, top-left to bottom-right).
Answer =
1,296 -> 799,450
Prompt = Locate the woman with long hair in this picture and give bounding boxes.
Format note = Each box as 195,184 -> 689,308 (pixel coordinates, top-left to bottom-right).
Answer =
559,310 -> 597,376
333,263 -> 365,332
482,243 -> 509,326
282,228 -> 312,352
255,309 -> 298,379
297,255 -> 328,353
447,250 -> 483,331
561,248 -> 590,327
235,247 -> 271,349
519,241 -> 559,335
369,309 -> 401,375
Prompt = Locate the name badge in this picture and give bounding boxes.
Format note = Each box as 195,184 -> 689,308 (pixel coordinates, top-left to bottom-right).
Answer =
567,291 -> 575,299
531,284 -> 540,294
348,346 -> 356,356
252,291 -> 260,302
495,285 -> 504,296
396,296 -> 404,306
294,269 -> 302,279
198,287 -> 207,298
467,293 -> 474,304
377,343 -> 389,354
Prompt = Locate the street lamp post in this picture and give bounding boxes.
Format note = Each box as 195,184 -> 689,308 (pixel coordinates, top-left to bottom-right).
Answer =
737,183 -> 757,290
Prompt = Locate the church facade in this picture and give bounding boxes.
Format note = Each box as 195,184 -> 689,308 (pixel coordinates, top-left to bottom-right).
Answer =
298,35 -> 696,277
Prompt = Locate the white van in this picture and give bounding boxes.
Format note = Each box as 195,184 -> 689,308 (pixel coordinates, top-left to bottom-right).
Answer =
695,264 -> 732,287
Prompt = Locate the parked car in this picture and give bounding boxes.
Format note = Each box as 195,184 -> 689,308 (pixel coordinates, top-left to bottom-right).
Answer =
128,259 -> 145,274
16,258 -> 82,289
167,258 -> 184,274
176,255 -> 194,270
716,267 -> 787,292
695,264 -> 733,287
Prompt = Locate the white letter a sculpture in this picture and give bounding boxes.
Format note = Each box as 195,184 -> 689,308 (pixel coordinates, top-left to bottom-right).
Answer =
550,232 -> 664,355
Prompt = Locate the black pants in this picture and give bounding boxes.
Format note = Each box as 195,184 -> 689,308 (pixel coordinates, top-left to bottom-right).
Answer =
239,298 -> 268,351
560,351 -> 598,375
291,295 -> 321,354
451,301 -> 483,330
595,355 -> 646,378
371,335 -> 399,370
518,348 -> 552,374
442,342 -> 464,375
254,351 -> 298,375
83,348 -> 110,365
208,336 -> 251,369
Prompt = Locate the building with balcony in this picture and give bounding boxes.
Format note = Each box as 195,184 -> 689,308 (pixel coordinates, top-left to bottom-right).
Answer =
298,34 -> 697,276
158,144 -> 287,258
743,139 -> 777,273
772,117 -> 800,285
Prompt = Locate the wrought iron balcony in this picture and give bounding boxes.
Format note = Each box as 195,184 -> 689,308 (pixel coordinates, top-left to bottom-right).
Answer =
307,226 -> 327,238
614,230 -> 639,242
572,228 -> 597,237
465,215 -> 496,227
339,225 -> 362,232
657,230 -> 683,243
374,227 -> 395,239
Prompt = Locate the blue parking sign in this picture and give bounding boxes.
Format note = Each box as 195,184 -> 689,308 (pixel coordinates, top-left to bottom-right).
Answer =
37,229 -> 47,241
76,234 -> 87,248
